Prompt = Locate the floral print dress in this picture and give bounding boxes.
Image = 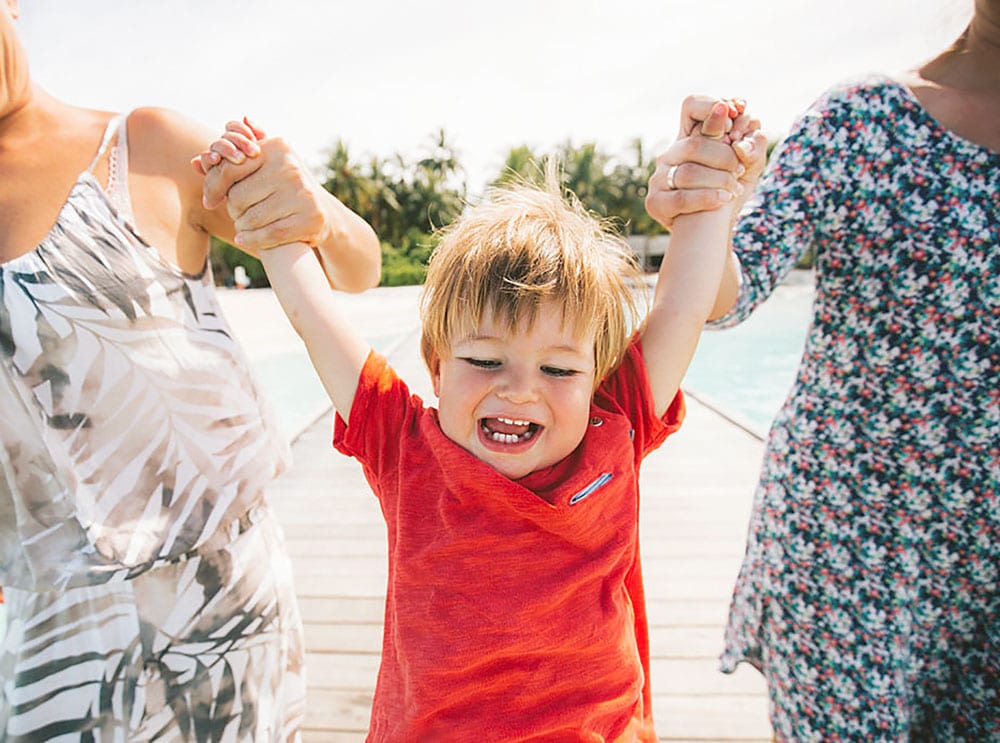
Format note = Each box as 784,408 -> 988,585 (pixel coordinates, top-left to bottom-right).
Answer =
714,77 -> 999,742
0,116 -> 305,740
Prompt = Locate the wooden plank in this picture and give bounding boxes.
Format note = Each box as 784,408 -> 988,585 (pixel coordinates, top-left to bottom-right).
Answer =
654,694 -> 772,741
303,688 -> 372,731
302,650 -> 765,698
301,621 -> 741,663
304,622 -> 383,655
302,733 -> 366,743
299,596 -> 385,623
301,688 -> 772,740
303,651 -> 380,689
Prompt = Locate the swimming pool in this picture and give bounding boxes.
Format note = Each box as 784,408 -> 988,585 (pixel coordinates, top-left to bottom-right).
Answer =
252,330 -> 409,441
683,271 -> 814,438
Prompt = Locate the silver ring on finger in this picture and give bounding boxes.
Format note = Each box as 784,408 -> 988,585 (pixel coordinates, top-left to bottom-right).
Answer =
665,164 -> 679,191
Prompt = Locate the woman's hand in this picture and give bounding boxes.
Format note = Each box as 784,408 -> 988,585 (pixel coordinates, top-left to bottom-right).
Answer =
195,118 -> 334,255
646,96 -> 768,230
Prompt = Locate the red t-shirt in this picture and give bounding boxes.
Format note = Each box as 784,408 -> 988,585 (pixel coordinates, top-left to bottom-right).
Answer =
334,340 -> 684,741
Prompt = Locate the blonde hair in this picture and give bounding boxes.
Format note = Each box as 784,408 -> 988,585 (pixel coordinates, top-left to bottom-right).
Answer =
420,165 -> 647,385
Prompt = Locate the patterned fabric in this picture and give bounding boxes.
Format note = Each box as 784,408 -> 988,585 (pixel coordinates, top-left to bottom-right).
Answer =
714,77 -> 999,742
0,116 -> 304,739
1,506 -> 305,741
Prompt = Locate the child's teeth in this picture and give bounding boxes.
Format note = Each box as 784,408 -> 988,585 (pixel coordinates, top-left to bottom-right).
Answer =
489,430 -> 536,444
497,417 -> 530,426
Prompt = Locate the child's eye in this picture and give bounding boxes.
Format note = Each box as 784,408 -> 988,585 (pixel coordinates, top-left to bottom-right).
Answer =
541,366 -> 579,378
462,357 -> 500,369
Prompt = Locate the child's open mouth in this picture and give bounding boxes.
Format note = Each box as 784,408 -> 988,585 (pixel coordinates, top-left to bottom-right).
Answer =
480,416 -> 540,445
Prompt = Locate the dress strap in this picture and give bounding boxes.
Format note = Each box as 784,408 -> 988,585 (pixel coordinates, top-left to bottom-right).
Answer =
84,114 -> 135,226
103,115 -> 134,224
86,115 -> 123,174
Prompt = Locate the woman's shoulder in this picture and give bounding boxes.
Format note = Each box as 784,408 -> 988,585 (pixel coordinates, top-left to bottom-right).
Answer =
124,107 -> 214,172
782,74 -> 922,148
806,74 -> 918,119
122,107 -> 220,234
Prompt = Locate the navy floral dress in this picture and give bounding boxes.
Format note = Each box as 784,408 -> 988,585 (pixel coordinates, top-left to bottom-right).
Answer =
714,77 -> 999,742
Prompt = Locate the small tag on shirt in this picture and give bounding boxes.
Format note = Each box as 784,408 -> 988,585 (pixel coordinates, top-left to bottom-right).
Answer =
569,473 -> 613,505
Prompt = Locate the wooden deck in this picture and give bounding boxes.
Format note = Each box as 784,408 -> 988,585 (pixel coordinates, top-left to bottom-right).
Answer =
220,286 -> 773,741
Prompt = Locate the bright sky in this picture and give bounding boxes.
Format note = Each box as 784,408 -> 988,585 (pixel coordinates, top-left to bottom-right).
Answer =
20,0 -> 971,193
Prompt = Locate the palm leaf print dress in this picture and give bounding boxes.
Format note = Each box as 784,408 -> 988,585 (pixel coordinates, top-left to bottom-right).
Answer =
716,77 -> 999,742
0,115 -> 306,740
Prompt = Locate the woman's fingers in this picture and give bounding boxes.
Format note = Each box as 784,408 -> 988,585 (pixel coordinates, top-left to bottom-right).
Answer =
679,94 -> 727,135
645,185 -> 735,229
650,159 -> 743,194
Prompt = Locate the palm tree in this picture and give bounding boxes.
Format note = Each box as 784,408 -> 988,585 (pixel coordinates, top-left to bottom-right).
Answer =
491,145 -> 542,188
410,128 -> 466,235
321,140 -> 404,243
606,137 -> 661,235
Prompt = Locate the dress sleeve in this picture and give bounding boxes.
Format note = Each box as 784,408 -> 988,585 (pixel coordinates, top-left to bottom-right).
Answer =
710,83 -> 861,328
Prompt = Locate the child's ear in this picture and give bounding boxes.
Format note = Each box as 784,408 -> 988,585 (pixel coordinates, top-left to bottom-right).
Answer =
427,353 -> 442,397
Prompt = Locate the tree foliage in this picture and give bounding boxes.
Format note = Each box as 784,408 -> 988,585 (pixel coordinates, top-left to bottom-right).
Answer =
321,129 -> 465,285
491,138 -> 663,237
210,131 -> 789,287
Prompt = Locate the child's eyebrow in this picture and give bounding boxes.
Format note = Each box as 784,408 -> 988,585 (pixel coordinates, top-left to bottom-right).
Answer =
544,344 -> 593,357
453,333 -> 501,345
458,336 -> 592,360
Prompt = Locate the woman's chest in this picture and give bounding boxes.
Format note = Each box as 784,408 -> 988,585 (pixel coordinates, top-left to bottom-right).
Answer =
0,165 -> 88,264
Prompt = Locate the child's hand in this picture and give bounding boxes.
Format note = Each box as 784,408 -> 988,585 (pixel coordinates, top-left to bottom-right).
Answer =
193,117 -> 336,255
191,117 -> 266,176
645,97 -> 767,230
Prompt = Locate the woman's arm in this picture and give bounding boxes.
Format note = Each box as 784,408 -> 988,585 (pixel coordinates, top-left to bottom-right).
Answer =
126,107 -> 380,290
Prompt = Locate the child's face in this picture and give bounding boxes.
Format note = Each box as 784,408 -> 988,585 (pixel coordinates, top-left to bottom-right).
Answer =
431,301 -> 597,480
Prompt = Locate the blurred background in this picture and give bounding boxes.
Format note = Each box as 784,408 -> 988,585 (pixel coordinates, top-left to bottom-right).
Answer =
21,0 -> 971,191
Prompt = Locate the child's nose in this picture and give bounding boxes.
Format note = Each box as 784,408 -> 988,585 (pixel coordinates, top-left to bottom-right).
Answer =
496,370 -> 538,404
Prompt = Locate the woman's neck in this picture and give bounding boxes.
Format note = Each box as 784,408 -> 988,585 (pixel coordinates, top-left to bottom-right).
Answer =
0,70 -> 31,131
0,85 -> 68,146
899,3 -> 1000,151
921,3 -> 1000,91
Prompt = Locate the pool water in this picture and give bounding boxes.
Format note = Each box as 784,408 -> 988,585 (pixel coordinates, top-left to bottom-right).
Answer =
250,352 -> 332,441
255,331 -> 409,441
684,273 -> 814,437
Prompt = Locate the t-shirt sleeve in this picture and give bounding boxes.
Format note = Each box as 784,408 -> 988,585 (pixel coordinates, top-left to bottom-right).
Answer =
710,80 -> 867,328
333,350 -> 418,494
597,339 -> 684,458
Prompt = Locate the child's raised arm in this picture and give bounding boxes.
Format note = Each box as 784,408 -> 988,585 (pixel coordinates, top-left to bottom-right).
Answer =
641,100 -> 766,417
196,122 -> 373,420
642,96 -> 767,322
257,242 -> 371,420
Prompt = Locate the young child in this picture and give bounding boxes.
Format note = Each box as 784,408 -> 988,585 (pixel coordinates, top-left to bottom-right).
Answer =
199,102 -> 760,740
